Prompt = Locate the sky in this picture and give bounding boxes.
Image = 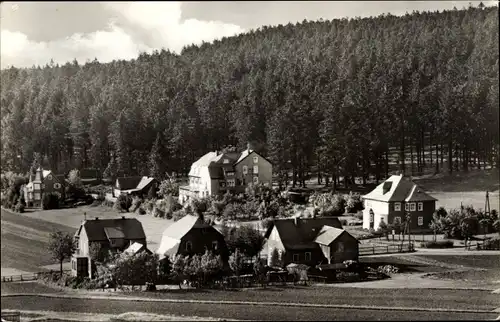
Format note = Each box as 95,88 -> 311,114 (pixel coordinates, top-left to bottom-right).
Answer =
0,1 -> 497,69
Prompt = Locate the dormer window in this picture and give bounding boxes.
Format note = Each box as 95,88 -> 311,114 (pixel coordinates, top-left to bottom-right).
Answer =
223,159 -> 229,164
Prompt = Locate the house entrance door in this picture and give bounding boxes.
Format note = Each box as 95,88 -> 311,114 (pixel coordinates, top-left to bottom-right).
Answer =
369,209 -> 374,229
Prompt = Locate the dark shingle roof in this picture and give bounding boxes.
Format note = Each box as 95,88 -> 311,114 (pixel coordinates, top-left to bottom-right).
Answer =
82,218 -> 146,242
116,176 -> 143,190
363,175 -> 437,202
265,217 -> 343,250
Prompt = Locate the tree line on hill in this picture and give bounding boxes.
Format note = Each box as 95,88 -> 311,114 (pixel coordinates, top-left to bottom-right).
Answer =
1,4 -> 498,189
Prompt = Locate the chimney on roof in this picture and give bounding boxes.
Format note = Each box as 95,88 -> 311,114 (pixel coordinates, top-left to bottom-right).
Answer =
122,216 -> 125,219
95,217 -> 99,220
247,142 -> 253,152
294,216 -> 299,226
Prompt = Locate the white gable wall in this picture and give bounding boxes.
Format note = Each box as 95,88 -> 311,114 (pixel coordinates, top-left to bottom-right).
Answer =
362,199 -> 389,230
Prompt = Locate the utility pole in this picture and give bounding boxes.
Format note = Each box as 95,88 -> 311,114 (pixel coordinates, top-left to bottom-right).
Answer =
485,191 -> 491,216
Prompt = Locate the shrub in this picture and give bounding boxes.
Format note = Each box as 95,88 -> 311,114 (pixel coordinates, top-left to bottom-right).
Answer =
345,192 -> 364,213
420,240 -> 454,248
128,196 -> 143,212
114,194 -> 132,213
172,209 -> 187,221
42,193 -> 60,210
101,199 -> 114,208
310,192 -> 346,216
479,238 -> 500,250
158,179 -> 180,198
354,212 -> 363,220
14,200 -> 25,213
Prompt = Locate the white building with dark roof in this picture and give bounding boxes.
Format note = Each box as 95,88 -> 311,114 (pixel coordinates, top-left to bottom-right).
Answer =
178,144 -> 272,204
362,174 -> 437,231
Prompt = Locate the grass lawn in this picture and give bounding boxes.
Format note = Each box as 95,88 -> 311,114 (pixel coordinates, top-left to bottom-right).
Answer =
1,206 -> 172,274
419,254 -> 500,270
15,205 -> 172,249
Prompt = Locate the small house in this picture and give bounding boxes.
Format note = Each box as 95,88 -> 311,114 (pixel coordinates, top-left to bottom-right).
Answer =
24,167 -> 65,208
71,217 -> 147,278
112,176 -> 158,198
156,214 -> 229,262
262,217 -> 359,267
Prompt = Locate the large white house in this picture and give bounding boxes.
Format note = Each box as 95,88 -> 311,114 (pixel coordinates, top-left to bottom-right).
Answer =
362,174 -> 437,232
178,145 -> 273,204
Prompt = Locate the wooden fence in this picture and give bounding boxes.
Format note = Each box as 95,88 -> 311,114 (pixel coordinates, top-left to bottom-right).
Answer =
359,243 -> 414,256
1,270 -> 71,283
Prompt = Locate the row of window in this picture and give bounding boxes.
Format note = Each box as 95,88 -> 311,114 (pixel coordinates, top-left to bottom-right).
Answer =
32,182 -> 62,190
220,176 -> 259,188
242,165 -> 259,175
222,156 -> 259,164
394,202 -> 423,212
185,240 -> 218,251
393,216 -> 424,226
293,252 -> 312,262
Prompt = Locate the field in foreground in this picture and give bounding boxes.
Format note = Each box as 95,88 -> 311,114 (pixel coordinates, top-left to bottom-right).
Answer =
1,295 -> 497,321
3,281 -> 497,312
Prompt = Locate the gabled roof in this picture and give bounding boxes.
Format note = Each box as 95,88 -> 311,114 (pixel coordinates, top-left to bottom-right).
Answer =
160,214 -> 211,240
405,185 -> 437,202
136,177 -> 156,191
116,176 -> 156,191
104,226 -> 125,239
314,226 -> 345,245
156,215 -> 214,258
116,176 -> 143,190
264,217 -> 343,250
124,242 -> 151,255
363,175 -> 437,202
79,218 -> 146,242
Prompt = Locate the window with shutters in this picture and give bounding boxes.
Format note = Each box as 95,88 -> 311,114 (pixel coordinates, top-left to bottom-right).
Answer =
253,165 -> 259,174
410,203 -> 416,211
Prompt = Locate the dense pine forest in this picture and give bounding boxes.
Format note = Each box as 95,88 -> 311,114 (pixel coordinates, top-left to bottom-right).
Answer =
1,5 -> 498,188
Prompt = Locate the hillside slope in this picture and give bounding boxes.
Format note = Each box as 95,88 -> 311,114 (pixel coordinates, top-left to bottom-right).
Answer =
1,5 -> 498,187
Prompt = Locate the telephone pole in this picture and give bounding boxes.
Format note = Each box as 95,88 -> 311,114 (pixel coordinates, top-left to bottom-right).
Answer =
485,191 -> 491,216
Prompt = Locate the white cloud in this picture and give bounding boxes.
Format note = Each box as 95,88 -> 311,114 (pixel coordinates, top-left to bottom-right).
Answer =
0,2 -> 244,68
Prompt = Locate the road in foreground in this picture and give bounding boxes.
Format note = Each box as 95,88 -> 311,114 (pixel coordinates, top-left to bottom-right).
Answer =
1,296 -> 498,321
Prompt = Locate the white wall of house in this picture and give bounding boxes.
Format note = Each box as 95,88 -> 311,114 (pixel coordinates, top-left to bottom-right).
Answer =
78,228 -> 90,257
362,199 -> 389,230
